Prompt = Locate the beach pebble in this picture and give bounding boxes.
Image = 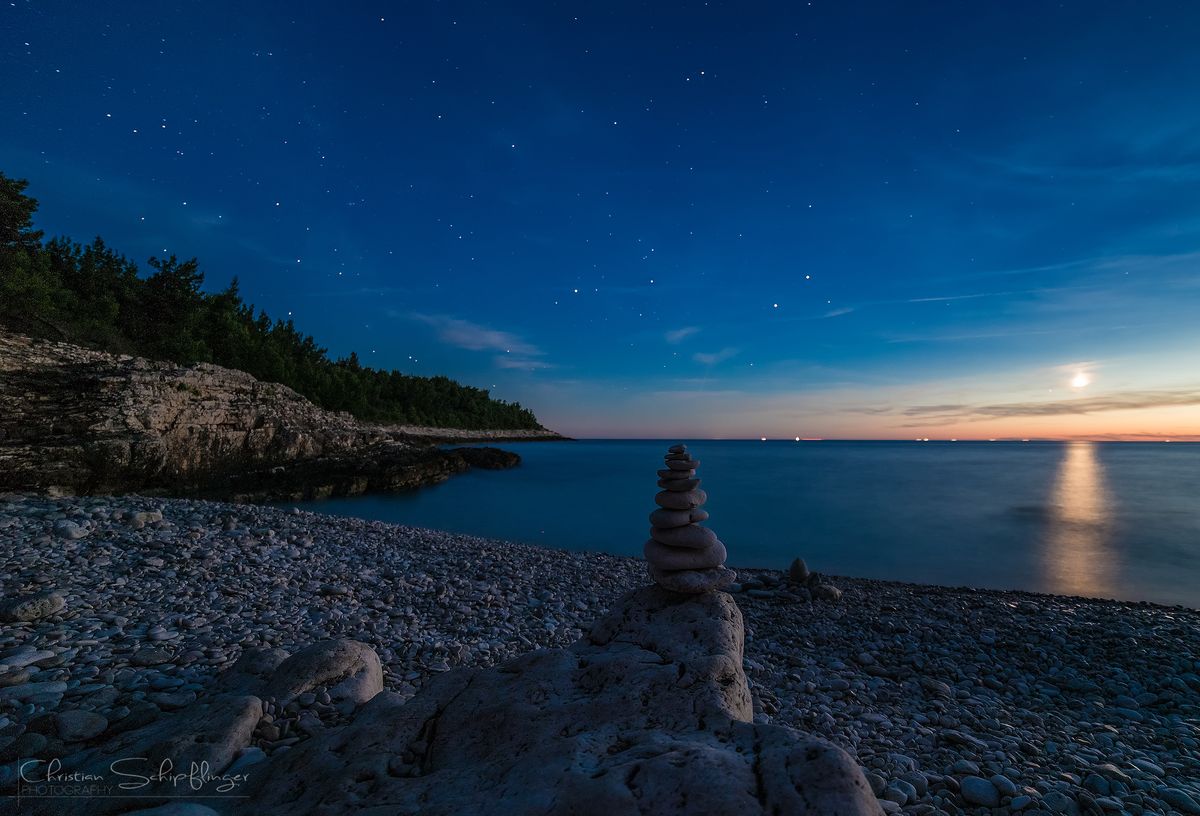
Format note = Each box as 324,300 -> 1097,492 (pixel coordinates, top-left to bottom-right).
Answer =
654,489 -> 707,510
649,524 -> 721,550
0,591 -> 65,622
0,670 -> 31,687
812,584 -> 843,602
53,520 -> 88,539
656,468 -> 695,481
648,564 -> 736,594
656,477 -> 701,492
1042,790 -> 1080,815
0,681 -> 69,701
55,710 -> 108,741
1160,788 -> 1200,815
991,774 -> 1018,797
1,648 -> 57,668
788,557 -> 810,583
665,458 -> 698,471
1130,758 -> 1164,777
648,508 -> 708,529
643,539 -> 726,571
960,776 -> 1000,807
131,647 -> 173,666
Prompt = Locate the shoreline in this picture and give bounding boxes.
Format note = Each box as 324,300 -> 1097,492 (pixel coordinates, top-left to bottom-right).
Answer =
390,425 -> 570,443
2,494 -> 1198,813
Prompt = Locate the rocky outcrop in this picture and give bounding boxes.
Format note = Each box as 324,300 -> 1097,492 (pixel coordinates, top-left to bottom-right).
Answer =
32,589 -> 880,816
214,443 -> 521,503
391,425 -> 569,443
0,329 -> 523,498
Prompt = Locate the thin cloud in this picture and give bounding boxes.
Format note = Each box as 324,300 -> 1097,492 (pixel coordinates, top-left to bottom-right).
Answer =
907,291 -> 1020,303
903,404 -> 971,417
885,325 -> 1109,344
494,355 -> 556,371
823,307 -> 855,318
665,326 -> 700,344
903,388 -> 1200,423
974,153 -> 1200,184
410,313 -> 541,356
842,405 -> 895,415
693,347 -> 739,365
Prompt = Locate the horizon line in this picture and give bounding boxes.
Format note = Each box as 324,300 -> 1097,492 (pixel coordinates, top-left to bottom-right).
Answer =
552,437 -> 1198,443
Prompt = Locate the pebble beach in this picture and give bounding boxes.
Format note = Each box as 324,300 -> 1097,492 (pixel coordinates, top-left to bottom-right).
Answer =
1,493 -> 1198,816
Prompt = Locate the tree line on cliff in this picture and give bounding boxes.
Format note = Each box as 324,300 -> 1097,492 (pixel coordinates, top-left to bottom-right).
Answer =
0,172 -> 544,430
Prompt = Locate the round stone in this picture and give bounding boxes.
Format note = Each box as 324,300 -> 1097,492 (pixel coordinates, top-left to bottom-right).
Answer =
666,459 -> 698,471
644,538 -> 726,570
788,558 -> 810,583
648,508 -> 709,528
0,590 -> 65,622
657,468 -> 695,481
654,489 -> 706,510
650,524 -> 721,550
664,453 -> 690,461
667,444 -> 687,453
657,478 -> 700,492
960,777 -> 1000,808
55,709 -> 109,742
647,564 -> 736,594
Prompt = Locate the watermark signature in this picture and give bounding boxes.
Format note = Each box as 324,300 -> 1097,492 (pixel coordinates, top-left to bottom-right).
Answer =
4,756 -> 251,804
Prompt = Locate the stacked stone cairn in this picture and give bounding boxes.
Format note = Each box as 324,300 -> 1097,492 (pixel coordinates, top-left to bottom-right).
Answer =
645,444 -> 736,593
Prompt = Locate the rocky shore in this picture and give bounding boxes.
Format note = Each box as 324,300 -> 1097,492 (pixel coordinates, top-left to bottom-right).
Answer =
389,425 -> 568,443
1,494 -> 1197,815
0,329 -> 543,500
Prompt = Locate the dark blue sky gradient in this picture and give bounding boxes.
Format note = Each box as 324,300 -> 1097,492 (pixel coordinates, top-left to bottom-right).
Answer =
4,2 -> 1198,438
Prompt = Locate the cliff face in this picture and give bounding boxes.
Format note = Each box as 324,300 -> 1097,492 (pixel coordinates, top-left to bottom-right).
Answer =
0,330 -> 519,497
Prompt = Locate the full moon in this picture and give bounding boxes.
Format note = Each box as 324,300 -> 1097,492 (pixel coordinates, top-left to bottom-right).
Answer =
1071,372 -> 1091,388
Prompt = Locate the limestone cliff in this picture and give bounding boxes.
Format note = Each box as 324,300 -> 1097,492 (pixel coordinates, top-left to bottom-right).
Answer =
0,329 -> 524,498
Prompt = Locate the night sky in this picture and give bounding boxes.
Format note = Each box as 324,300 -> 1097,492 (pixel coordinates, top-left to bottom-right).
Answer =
4,2 -> 1199,439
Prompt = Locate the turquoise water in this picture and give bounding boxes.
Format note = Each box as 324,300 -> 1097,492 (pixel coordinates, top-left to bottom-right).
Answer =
283,440 -> 1200,607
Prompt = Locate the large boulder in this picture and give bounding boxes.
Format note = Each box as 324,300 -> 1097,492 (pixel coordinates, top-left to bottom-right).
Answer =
263,639 -> 383,714
231,587 -> 879,815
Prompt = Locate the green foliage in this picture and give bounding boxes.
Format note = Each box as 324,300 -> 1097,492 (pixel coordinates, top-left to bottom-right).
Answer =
0,171 -> 544,430
0,173 -> 44,252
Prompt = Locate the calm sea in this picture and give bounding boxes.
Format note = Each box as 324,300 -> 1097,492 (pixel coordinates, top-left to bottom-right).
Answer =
283,440 -> 1200,608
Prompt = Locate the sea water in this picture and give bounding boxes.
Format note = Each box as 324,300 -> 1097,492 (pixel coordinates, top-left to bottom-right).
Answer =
283,440 -> 1200,608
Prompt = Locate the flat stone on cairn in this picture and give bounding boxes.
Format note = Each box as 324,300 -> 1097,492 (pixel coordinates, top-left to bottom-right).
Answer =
645,444 -> 735,593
